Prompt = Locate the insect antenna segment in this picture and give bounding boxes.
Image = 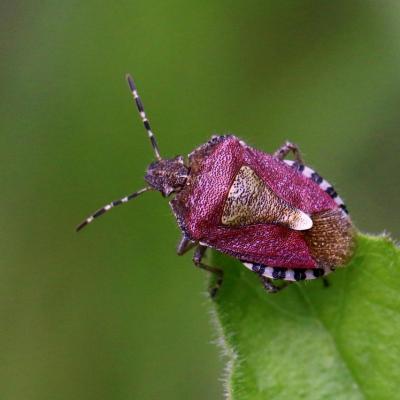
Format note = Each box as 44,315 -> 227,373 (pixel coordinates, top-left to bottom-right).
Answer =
77,74 -> 164,232
76,187 -> 153,232
126,74 -> 161,160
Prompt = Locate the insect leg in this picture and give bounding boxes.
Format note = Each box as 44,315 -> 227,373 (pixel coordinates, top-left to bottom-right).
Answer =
176,236 -> 196,255
259,276 -> 290,294
273,141 -> 304,164
193,245 -> 224,298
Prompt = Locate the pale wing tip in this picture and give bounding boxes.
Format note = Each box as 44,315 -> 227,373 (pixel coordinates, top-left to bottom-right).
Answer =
290,212 -> 313,231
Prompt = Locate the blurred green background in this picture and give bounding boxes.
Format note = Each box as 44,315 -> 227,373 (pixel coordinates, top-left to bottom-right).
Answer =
1,1 -> 400,399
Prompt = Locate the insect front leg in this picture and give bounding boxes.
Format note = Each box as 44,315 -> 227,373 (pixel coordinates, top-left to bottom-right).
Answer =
176,235 -> 196,255
193,245 -> 224,298
273,141 -> 304,164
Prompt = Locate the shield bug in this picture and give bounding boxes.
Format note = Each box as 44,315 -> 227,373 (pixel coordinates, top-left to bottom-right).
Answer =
77,75 -> 355,295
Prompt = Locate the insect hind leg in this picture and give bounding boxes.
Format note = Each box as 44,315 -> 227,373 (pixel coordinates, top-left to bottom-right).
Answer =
259,276 -> 289,293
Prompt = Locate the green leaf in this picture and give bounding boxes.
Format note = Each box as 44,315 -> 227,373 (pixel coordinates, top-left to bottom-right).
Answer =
211,233 -> 400,400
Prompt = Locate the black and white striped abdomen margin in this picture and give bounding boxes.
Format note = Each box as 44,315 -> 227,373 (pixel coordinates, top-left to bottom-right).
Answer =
284,160 -> 349,216
242,262 -> 333,281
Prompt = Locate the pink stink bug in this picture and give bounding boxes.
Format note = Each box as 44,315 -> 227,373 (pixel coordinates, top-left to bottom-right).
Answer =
77,75 -> 355,295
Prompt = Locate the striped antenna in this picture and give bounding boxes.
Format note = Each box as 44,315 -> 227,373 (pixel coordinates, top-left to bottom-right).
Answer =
126,74 -> 161,160
76,187 -> 153,232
